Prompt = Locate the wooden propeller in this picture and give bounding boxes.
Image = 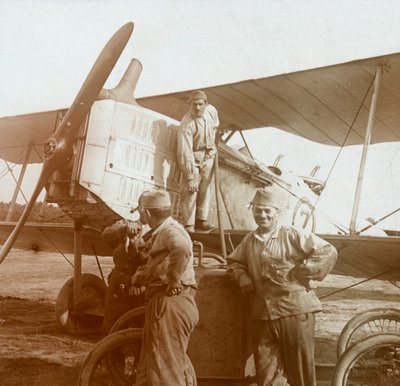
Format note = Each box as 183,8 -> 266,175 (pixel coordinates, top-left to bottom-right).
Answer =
0,22 -> 134,263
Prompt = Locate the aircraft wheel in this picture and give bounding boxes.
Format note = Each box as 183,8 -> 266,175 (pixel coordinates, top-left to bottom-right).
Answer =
109,306 -> 146,334
337,308 -> 400,358
55,273 -> 107,335
78,328 -> 143,386
332,333 -> 400,386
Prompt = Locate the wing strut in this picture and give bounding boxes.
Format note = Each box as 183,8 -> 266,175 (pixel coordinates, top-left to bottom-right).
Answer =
214,137 -> 227,260
73,220 -> 83,307
349,66 -> 382,234
5,144 -> 32,221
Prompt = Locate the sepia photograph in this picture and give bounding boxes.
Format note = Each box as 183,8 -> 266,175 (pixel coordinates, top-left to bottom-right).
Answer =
1,1 -> 400,385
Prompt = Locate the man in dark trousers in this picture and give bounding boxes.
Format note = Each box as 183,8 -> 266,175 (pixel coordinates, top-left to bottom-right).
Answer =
177,90 -> 219,233
227,185 -> 337,386
101,219 -> 146,334
131,189 -> 198,386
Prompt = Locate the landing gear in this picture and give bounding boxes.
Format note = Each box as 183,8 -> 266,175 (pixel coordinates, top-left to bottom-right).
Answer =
78,328 -> 143,386
55,273 -> 106,335
109,306 -> 146,334
54,220 -> 107,335
332,333 -> 400,386
337,308 -> 400,358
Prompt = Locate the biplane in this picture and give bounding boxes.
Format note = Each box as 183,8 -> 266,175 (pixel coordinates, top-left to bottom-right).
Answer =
1,21 -> 400,384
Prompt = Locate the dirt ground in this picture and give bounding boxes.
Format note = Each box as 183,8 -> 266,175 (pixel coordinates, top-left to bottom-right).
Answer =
0,250 -> 399,386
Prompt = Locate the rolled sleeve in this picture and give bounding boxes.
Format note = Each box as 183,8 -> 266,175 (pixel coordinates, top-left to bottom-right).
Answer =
101,220 -> 128,249
294,230 -> 338,281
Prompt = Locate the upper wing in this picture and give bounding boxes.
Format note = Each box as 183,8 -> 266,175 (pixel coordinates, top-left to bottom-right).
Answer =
0,109 -> 66,164
139,52 -> 400,146
2,51 -> 400,164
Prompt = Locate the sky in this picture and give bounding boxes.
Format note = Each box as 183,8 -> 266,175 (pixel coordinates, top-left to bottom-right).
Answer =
1,0 -> 400,232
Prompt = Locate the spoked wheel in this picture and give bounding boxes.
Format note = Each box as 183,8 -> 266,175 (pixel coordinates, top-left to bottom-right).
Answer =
109,306 -> 146,334
332,333 -> 400,386
337,308 -> 400,358
55,273 -> 107,335
78,328 -> 143,386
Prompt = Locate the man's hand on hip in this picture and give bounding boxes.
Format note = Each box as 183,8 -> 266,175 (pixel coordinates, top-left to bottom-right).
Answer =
167,285 -> 183,296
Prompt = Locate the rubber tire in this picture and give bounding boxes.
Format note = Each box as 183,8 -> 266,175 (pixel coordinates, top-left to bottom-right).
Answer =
337,307 -> 400,358
109,306 -> 146,334
55,273 -> 107,335
78,328 -> 143,386
332,333 -> 400,386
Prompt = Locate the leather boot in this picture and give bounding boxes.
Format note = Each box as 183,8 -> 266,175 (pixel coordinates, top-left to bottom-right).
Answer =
195,219 -> 214,231
184,225 -> 195,233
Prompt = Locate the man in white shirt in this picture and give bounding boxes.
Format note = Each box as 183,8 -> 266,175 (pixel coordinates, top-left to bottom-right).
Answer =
177,90 -> 219,232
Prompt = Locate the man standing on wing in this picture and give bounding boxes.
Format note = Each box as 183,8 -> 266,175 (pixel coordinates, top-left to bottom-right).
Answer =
177,90 -> 219,233
227,185 -> 337,386
131,190 -> 198,386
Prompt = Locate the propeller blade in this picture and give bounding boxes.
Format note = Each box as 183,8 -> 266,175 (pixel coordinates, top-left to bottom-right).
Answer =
44,22 -> 134,172
0,22 -> 134,263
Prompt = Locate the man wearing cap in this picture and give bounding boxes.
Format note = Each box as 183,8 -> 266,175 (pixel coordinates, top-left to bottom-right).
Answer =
227,185 -> 337,386
177,90 -> 219,232
130,189 -> 198,386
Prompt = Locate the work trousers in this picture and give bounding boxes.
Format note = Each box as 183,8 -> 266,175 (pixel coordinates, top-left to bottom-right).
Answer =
181,157 -> 214,226
136,289 -> 199,386
252,313 -> 316,386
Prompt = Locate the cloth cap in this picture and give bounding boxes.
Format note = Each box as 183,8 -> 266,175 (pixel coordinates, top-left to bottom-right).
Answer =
251,185 -> 288,210
190,90 -> 207,101
139,190 -> 171,209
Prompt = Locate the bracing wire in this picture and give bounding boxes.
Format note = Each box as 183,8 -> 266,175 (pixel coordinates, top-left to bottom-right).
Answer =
239,134 -> 350,233
237,73 -> 377,233
312,73 -> 377,214
3,160 -> 29,203
38,228 -> 74,267
0,152 -> 25,180
358,144 -> 400,228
